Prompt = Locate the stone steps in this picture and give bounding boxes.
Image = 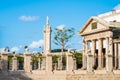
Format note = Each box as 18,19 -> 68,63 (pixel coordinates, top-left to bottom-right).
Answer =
26,74 -> 66,80
67,74 -> 120,80
0,73 -> 32,80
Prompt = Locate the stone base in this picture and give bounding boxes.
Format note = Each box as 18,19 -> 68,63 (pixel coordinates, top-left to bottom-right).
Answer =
113,67 -> 117,70
97,67 -> 103,70
81,67 -> 86,70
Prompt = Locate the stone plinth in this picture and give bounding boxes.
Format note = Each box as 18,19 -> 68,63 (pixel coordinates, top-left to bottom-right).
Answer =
46,53 -> 52,72
106,54 -> 113,73
12,56 -> 17,71
66,53 -> 74,73
87,54 -> 93,73
41,55 -> 46,70
24,53 -> 32,72
81,54 -> 87,70
1,53 -> 8,72
57,56 -> 63,70
73,57 -> 77,70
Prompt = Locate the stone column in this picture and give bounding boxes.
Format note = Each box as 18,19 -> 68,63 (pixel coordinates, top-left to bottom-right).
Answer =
118,43 -> 120,69
46,53 -> 52,72
109,37 -> 113,70
98,38 -> 103,69
106,54 -> 113,72
24,53 -> 32,72
106,37 -> 109,70
87,54 -> 93,73
109,37 -> 113,55
0,60 -> 2,70
12,55 -> 17,71
106,37 -> 113,72
38,58 -> 41,69
114,43 -> 118,69
91,40 -> 95,67
66,50 -> 74,73
82,40 -> 87,69
41,55 -> 46,70
1,48 -> 8,72
57,56 -> 63,70
73,57 -> 77,70
105,37 -> 109,56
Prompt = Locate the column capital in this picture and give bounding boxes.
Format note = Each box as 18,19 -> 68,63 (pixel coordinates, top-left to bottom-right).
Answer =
91,39 -> 96,41
106,37 -> 109,39
98,38 -> 103,40
85,40 -> 88,42
24,53 -> 32,56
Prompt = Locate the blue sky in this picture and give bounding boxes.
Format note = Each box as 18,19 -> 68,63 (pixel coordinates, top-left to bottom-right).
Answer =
0,0 -> 120,53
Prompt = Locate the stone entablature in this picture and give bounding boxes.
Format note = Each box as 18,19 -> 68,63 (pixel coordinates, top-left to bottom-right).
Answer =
83,31 -> 112,41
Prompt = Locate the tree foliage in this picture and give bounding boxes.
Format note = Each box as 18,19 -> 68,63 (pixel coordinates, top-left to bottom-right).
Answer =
52,55 -> 58,63
54,27 -> 74,52
51,49 -> 67,52
71,51 -> 82,68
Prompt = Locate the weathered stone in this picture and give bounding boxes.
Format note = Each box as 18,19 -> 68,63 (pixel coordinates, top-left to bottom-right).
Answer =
12,55 -> 17,71
24,53 -> 32,73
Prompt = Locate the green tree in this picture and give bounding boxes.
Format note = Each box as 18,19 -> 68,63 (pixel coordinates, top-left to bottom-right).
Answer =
52,55 -> 59,63
17,55 -> 24,70
8,55 -> 13,70
71,51 -> 82,68
54,27 -> 74,52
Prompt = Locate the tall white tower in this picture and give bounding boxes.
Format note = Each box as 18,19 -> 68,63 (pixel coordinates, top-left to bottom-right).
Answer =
43,16 -> 52,54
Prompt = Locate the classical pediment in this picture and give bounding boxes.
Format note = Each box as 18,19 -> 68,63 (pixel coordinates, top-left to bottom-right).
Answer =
79,16 -> 110,35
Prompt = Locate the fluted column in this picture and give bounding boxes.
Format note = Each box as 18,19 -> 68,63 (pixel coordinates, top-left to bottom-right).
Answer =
114,43 -> 118,69
98,38 -> 102,69
106,37 -> 109,71
91,40 -> 95,66
118,43 -> 120,69
82,40 -> 87,69
109,37 -> 113,55
105,37 -> 109,56
106,37 -> 113,72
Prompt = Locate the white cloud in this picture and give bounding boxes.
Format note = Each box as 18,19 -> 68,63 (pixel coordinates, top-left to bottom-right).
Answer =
114,4 -> 120,10
56,24 -> 65,30
11,47 -> 19,52
0,48 -> 2,52
19,16 -> 39,21
29,39 -> 44,49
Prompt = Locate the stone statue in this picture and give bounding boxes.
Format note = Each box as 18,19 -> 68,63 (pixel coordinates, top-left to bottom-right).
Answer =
25,48 -> 29,53
2,48 -> 6,52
